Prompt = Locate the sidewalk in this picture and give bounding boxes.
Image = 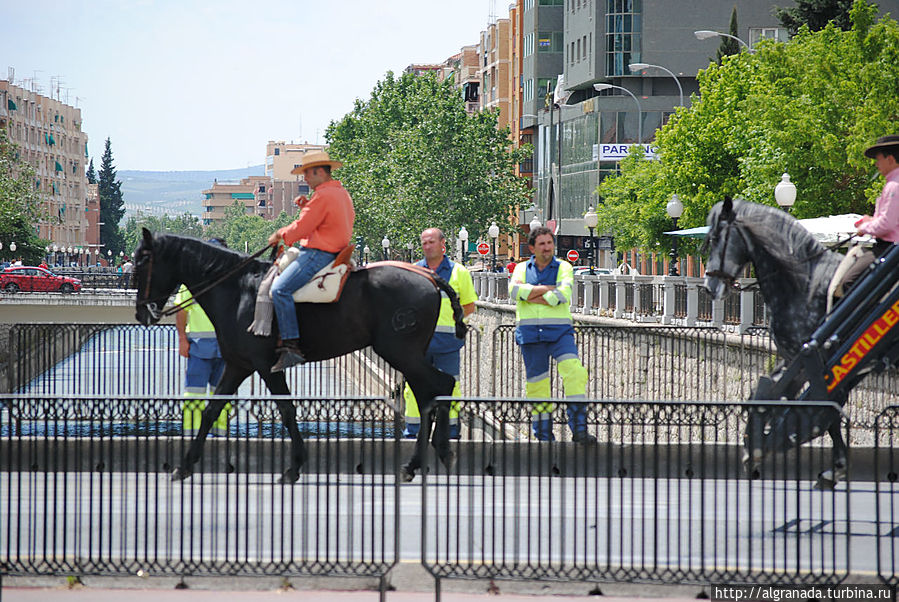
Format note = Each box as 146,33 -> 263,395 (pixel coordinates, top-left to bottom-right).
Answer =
2,587 -> 699,602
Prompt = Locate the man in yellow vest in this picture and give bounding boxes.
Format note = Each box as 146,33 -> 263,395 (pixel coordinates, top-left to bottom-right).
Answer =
510,226 -> 595,443
403,228 -> 476,439
175,238 -> 230,436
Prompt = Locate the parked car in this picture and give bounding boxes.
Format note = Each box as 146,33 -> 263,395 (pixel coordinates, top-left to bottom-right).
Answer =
0,266 -> 82,293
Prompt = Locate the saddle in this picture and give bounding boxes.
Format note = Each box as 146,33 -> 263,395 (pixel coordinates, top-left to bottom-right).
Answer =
275,245 -> 355,303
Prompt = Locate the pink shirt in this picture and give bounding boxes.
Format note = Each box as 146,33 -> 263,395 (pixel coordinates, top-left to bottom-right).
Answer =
858,166 -> 899,242
276,179 -> 355,253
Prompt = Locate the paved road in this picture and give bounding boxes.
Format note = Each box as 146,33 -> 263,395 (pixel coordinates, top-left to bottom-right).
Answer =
0,470 -> 884,581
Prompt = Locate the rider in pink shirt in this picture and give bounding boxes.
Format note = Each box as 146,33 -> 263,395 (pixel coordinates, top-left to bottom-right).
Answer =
856,138 -> 899,244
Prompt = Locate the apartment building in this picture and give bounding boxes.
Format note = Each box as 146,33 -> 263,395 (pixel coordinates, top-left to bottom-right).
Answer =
202,176 -> 273,226
479,18 -> 513,129
0,79 -> 95,253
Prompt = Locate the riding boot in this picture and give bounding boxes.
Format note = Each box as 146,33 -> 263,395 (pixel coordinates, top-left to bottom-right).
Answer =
272,339 -> 306,372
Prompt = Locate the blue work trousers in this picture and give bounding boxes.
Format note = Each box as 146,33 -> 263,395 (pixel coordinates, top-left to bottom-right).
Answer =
270,246 -> 337,341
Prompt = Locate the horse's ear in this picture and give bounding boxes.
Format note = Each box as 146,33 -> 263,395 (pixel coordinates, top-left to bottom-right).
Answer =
721,196 -> 735,221
142,227 -> 153,246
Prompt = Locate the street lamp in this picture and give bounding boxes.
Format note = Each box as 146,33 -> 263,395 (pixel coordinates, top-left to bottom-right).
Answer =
9,242 -> 16,255
94,248 -> 99,266
458,226 -> 468,265
628,62 -> 684,107
488,221 -> 500,272
381,235 -> 390,261
774,172 -> 797,211
406,240 -> 414,263
666,194 -> 684,276
593,83 -> 643,145
584,206 -> 598,275
529,214 -> 541,232
107,249 -> 112,267
363,245 -> 370,265
693,30 -> 754,53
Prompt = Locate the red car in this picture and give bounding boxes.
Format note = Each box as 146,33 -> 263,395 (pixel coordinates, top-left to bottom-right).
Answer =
0,266 -> 81,293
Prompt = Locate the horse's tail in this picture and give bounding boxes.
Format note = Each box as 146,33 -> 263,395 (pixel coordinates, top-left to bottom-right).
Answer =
433,276 -> 468,339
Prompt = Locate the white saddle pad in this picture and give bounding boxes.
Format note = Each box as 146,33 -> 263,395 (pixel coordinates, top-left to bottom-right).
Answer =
274,247 -> 349,303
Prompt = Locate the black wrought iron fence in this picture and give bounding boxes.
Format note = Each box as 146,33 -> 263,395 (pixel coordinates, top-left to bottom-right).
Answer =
491,325 -> 776,403
3,324 -> 481,402
425,399 -> 850,591
0,395 -> 399,591
875,406 -> 899,586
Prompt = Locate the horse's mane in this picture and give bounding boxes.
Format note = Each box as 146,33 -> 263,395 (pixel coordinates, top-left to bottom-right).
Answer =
729,200 -> 832,288
153,233 -> 257,280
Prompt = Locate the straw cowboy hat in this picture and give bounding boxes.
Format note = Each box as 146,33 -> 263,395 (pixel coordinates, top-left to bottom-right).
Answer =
864,134 -> 899,159
290,150 -> 343,174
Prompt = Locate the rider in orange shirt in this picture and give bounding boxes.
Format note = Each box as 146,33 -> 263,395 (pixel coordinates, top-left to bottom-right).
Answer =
267,151 -> 355,371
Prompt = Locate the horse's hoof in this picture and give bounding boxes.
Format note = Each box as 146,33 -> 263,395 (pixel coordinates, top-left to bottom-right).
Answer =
400,464 -> 416,483
278,468 -> 300,484
441,450 -> 456,472
171,467 -> 192,481
815,470 -> 840,491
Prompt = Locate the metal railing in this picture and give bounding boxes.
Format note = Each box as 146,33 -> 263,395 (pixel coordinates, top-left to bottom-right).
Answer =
474,272 -> 764,331
7,323 -> 899,434
0,395 -> 399,593
875,406 -> 899,586
425,399 -> 850,592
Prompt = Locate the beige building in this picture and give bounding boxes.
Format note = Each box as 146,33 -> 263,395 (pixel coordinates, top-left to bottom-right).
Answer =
479,18 -> 512,130
0,79 -> 94,254
202,176 -> 273,226
265,141 -> 325,182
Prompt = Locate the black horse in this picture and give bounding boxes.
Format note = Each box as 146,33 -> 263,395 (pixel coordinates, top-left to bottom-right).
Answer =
133,228 -> 466,483
703,197 -> 848,485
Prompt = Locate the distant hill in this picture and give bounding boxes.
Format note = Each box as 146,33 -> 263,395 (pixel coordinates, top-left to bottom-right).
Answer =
119,165 -> 265,217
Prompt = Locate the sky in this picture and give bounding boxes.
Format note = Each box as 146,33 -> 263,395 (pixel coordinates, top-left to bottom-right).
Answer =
1,0 -> 495,171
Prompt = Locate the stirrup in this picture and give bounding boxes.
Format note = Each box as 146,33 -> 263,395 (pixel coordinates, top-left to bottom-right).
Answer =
272,348 -> 306,372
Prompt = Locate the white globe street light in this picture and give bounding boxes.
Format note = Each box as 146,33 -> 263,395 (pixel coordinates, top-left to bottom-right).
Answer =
529,215 -> 541,232
666,194 -> 684,275
381,235 -> 390,261
584,206 -> 598,275
488,221 -> 500,272
458,226 -> 469,265
774,173 -> 797,211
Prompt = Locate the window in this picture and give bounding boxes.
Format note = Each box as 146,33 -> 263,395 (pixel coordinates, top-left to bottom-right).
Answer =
749,27 -> 788,48
524,32 -> 535,56
274,148 -> 280,156
606,0 -> 642,76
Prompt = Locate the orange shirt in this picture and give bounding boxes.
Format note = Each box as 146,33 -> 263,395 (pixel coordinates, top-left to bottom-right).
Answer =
276,179 -> 355,253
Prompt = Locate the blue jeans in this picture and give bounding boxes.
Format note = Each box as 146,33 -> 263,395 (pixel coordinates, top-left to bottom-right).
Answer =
271,246 -> 337,341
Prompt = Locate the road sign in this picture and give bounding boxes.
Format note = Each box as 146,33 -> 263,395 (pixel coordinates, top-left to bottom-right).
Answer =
477,242 -> 490,256
566,250 -> 579,262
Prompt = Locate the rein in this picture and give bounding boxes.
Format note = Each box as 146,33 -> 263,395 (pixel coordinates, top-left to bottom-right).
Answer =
138,242 -> 275,320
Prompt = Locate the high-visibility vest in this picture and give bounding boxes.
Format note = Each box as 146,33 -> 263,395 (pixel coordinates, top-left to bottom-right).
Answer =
510,256 -> 574,344
417,257 -> 476,353
175,285 -> 215,338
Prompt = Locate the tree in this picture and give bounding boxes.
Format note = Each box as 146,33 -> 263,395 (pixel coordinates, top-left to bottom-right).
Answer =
86,158 -> 96,185
98,138 -> 126,256
0,129 -> 47,263
717,6 -> 742,64
326,71 -> 532,249
594,0 -> 899,252
122,211 -> 205,253
776,0 -> 857,35
204,202 -> 292,252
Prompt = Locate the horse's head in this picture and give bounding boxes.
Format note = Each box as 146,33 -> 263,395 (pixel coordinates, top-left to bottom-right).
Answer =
703,196 -> 752,300
134,228 -> 181,326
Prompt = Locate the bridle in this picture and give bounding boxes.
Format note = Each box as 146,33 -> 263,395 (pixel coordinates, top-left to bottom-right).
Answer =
704,213 -> 856,293
136,241 -> 276,320
704,215 -> 752,287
